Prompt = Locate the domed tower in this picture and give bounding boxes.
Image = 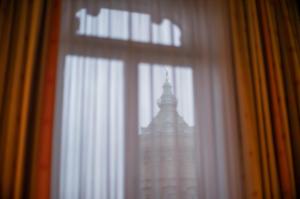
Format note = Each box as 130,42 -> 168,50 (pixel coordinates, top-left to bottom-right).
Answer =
139,74 -> 198,199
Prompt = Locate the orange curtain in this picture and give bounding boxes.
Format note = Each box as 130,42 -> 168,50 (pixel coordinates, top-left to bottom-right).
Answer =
228,0 -> 300,198
34,0 -> 61,198
0,0 -> 60,198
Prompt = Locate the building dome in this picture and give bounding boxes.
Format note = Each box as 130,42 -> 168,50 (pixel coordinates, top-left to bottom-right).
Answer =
142,76 -> 191,134
157,79 -> 178,109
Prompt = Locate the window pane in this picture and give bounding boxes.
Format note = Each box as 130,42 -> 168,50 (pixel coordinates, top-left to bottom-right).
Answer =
138,64 -> 198,198
59,55 -> 124,199
75,8 -> 182,47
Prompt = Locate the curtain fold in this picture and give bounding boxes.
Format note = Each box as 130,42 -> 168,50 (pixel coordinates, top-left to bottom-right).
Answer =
0,0 -> 59,198
274,0 -> 300,192
228,0 -> 300,197
34,1 -> 61,199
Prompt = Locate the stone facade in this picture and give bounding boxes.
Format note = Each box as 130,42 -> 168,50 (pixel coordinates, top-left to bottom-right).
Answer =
139,77 -> 198,199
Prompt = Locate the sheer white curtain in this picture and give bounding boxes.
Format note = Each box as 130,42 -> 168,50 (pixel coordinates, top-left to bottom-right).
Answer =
52,0 -> 243,198
56,56 -> 124,199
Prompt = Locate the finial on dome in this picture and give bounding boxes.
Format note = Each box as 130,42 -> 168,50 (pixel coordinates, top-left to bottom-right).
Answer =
165,68 -> 169,82
157,69 -> 177,109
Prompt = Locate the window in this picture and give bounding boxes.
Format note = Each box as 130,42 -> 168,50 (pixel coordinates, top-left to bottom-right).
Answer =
53,1 -> 211,198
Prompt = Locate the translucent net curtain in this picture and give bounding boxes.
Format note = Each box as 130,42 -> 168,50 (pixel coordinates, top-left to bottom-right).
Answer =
52,0 -> 242,198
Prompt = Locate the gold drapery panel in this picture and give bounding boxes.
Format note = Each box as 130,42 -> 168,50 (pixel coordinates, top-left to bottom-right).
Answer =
0,0 -> 58,198
228,0 -> 300,198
